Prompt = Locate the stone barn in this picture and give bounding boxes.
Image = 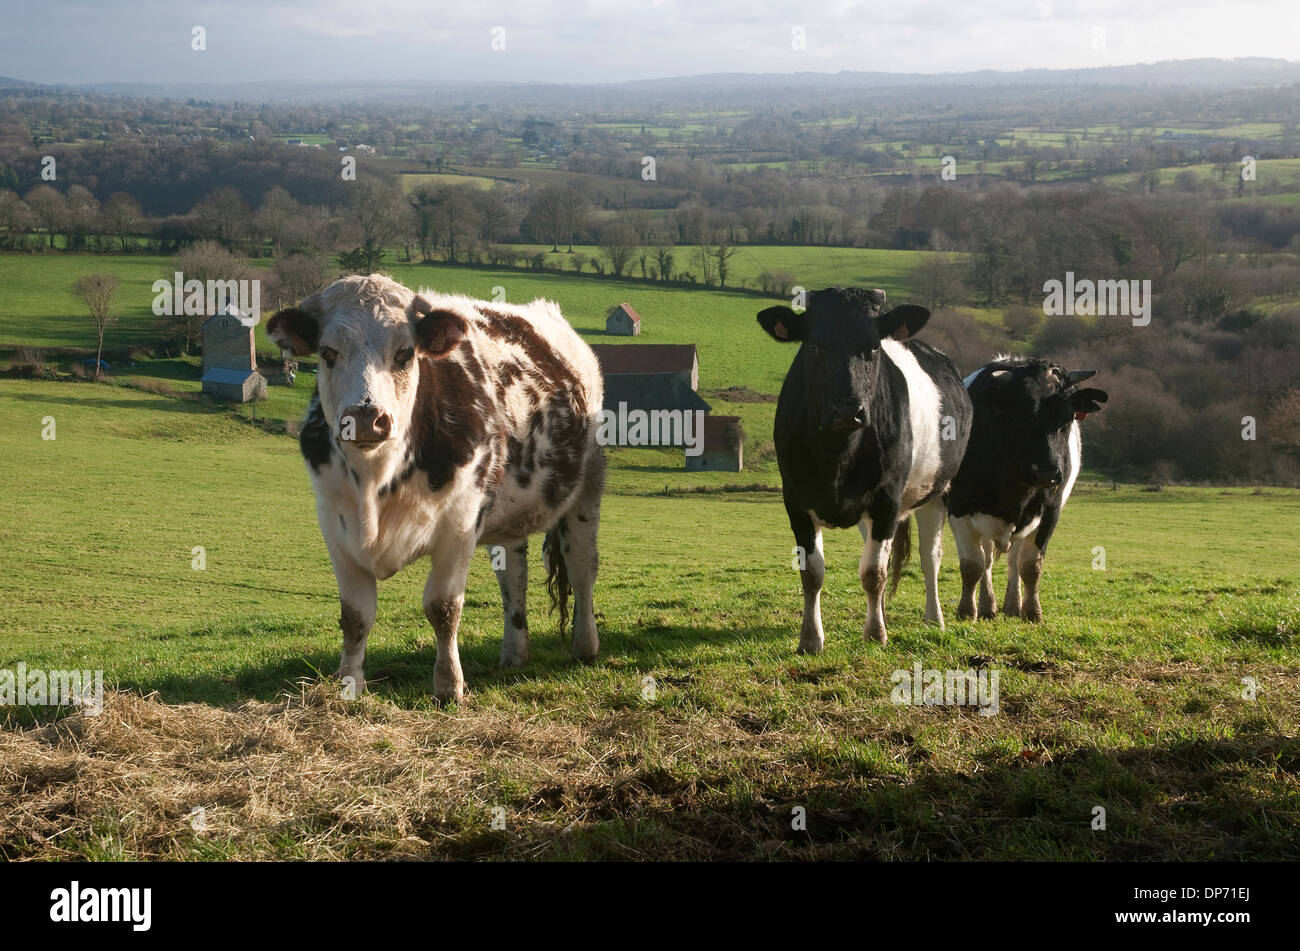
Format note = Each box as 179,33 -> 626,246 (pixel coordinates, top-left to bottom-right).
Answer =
686,415 -> 745,472
588,344 -> 710,414
200,308 -> 267,402
605,302 -> 642,336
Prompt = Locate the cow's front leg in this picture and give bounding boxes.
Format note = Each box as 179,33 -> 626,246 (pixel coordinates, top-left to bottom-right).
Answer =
331,548 -> 377,694
789,507 -> 825,654
949,515 -> 983,620
424,537 -> 476,703
492,539 -> 530,667
858,517 -> 894,645
1002,537 -> 1024,618
1018,542 -> 1045,623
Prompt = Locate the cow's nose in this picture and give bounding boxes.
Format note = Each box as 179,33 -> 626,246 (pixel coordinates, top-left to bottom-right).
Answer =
823,401 -> 867,431
341,405 -> 393,445
1030,463 -> 1062,488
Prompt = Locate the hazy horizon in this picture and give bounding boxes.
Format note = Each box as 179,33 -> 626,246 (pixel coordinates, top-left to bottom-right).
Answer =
4,0 -> 1298,87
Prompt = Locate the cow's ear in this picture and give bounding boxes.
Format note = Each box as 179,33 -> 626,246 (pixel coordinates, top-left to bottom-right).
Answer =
877,304 -> 931,341
1070,387 -> 1108,416
409,296 -> 467,357
266,304 -> 320,355
758,306 -> 804,342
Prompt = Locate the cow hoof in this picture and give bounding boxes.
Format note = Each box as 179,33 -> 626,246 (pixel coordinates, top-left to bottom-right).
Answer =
977,608 -> 998,621
336,670 -> 366,697
433,688 -> 464,706
433,678 -> 464,704
571,650 -> 599,665
865,627 -> 888,646
796,639 -> 824,655
1002,604 -> 1021,619
923,615 -> 944,629
499,649 -> 529,668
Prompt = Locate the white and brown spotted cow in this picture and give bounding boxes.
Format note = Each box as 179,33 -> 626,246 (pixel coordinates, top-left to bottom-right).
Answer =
267,274 -> 605,703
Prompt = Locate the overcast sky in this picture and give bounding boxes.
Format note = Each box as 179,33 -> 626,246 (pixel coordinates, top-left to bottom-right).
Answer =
4,0 -> 1297,86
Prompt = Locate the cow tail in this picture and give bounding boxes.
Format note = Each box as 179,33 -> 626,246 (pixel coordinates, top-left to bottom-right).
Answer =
889,518 -> 912,598
543,525 -> 571,643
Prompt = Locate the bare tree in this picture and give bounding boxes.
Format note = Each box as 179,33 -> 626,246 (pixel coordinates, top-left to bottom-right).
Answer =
0,190 -> 33,250
705,238 -> 740,288
24,185 -> 66,249
74,273 -> 120,378
599,221 -> 638,277
193,186 -> 253,250
99,192 -> 143,252
345,178 -> 409,262
255,186 -> 300,253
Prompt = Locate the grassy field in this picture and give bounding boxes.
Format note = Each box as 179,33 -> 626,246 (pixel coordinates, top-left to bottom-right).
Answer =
2,245 -> 1297,860
1,378 -> 1297,860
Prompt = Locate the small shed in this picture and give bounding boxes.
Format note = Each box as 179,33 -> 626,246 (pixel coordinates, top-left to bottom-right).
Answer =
200,308 -> 267,402
685,415 -> 744,472
606,302 -> 642,336
589,344 -> 708,413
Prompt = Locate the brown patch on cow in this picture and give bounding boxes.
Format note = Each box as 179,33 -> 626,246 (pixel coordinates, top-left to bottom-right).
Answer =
425,598 -> 462,636
339,603 -> 367,650
458,349 -> 487,385
476,307 -> 587,416
299,394 -> 333,472
510,611 -> 527,631
410,355 -> 491,493
497,360 -> 525,390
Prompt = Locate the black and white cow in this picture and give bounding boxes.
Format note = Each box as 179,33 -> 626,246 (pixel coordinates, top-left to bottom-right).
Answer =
267,274 -> 605,703
758,287 -> 973,650
947,356 -> 1108,622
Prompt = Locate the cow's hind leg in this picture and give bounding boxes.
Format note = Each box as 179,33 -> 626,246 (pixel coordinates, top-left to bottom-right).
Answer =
424,536 -> 476,704
553,448 -> 604,663
1002,537 -> 1024,618
859,517 -> 895,645
492,539 -> 530,667
950,515 -> 983,621
915,498 -> 946,628
788,506 -> 825,654
978,539 -> 998,620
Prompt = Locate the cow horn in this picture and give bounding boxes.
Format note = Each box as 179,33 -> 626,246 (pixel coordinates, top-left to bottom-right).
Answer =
1065,369 -> 1097,386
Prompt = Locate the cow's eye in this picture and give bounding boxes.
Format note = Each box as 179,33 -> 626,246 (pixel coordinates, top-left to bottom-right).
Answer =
394,347 -> 414,368
320,346 -> 338,368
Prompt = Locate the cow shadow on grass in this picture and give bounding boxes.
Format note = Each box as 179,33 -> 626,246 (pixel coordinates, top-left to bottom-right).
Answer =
109,619 -> 789,708
443,733 -> 1300,860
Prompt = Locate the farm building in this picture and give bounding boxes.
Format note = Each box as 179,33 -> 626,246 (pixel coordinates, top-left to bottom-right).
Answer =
685,415 -> 745,472
589,343 -> 710,413
605,302 -> 642,336
200,309 -> 267,402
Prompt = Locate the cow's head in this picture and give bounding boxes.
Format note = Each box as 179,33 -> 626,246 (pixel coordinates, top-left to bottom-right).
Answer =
973,360 -> 1108,489
266,274 -> 466,455
758,287 -> 931,434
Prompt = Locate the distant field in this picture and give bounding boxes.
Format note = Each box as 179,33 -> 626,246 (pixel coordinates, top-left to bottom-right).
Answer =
499,244 -> 941,296
1100,158 -> 1300,194
400,172 -> 499,192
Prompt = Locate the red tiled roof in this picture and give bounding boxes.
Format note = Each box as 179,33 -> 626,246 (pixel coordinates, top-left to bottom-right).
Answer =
610,303 -> 642,324
589,344 -> 696,375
